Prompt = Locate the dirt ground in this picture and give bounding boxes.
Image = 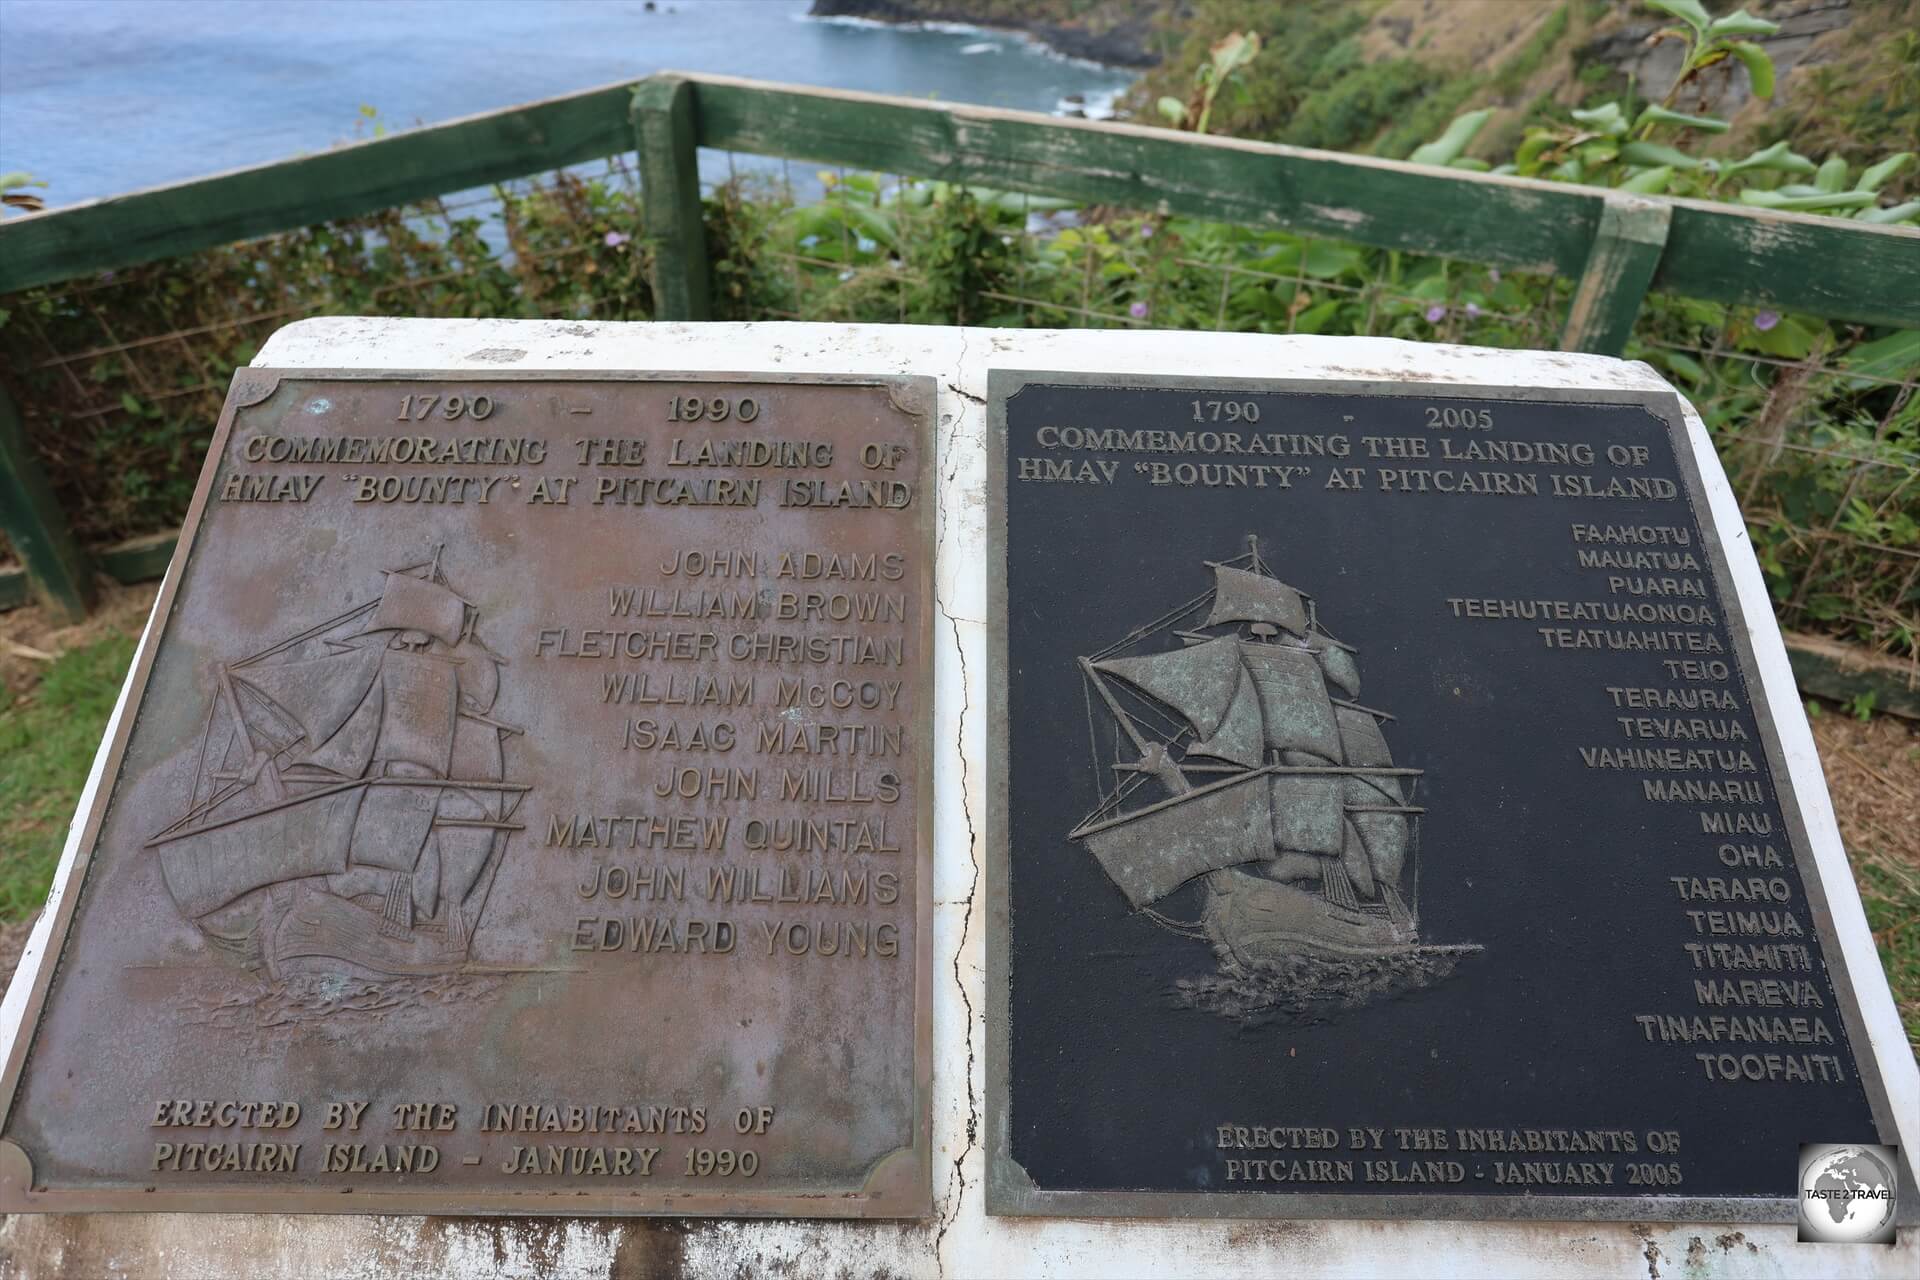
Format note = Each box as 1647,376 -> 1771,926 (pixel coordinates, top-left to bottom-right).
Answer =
2,584 -> 1917,1005
1360,0 -> 1563,70
0,917 -> 31,985
0,578 -> 157,697
1816,711 -> 1920,872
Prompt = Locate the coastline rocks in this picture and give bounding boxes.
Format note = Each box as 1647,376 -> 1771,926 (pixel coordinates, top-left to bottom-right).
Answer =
808,0 -> 1165,69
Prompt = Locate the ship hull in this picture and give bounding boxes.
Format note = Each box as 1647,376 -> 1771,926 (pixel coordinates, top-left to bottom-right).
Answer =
1201,867 -> 1417,962
268,888 -> 469,980
158,785 -> 365,919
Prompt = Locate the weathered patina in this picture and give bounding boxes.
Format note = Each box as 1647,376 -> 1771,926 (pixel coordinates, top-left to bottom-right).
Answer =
0,369 -> 936,1217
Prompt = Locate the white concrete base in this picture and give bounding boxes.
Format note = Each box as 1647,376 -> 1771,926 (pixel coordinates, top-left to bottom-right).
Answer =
2,320 -> 1912,1278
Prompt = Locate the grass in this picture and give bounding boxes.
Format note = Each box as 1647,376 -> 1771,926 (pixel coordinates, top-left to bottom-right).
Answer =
1856,854 -> 1920,1055
0,633 -> 135,920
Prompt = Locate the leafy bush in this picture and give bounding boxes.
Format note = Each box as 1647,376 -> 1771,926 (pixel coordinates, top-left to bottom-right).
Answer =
1,3 -> 1911,660
1382,4 -> 1920,656
0,172 -> 653,542
1127,1 -> 1384,149
1397,3 -> 1918,222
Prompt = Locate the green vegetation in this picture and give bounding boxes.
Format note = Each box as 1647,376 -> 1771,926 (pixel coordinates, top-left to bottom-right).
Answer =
1857,853 -> 1920,1053
1,171 -> 651,543
0,633 -> 134,919
1441,2 -> 1920,221
1726,4 -> 1920,204
1155,29 -> 1264,134
730,152 -> 1916,657
1382,4 -> 1919,659
7,147 -> 1909,659
1124,0 -> 1592,158
4,116 -> 1914,656
2,4 -> 1910,660
1,172 -> 49,215
1129,1 -> 1424,152
1132,0 -> 1920,187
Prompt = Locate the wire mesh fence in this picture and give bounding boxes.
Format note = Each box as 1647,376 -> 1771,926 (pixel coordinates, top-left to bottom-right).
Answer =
0,157 -> 653,548
697,154 -> 1916,669
2,150 -> 1914,672
1632,305 -> 1919,664
699,156 -> 1574,342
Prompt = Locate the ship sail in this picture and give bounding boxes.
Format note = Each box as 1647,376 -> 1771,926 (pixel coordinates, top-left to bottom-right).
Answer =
1071,544 -> 1423,943
149,556 -> 526,967
1092,637 -> 1264,768
366,570 -> 469,644
1234,641 -> 1342,759
1194,668 -> 1264,768
1336,705 -> 1409,887
1202,564 -> 1309,634
1311,631 -> 1360,699
304,675 -> 385,778
231,648 -> 383,756
371,650 -> 458,776
158,787 -> 367,919
156,648 -> 390,916
1235,639 -> 1347,859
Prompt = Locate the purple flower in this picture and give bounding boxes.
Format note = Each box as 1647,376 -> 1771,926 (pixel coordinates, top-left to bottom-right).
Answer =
603,230 -> 631,248
1754,309 -> 1780,331
1139,223 -> 1155,240
1425,304 -> 1446,323
1129,301 -> 1150,320
1465,302 -> 1482,319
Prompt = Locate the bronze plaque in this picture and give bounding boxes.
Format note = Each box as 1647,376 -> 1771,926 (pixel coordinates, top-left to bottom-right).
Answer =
0,370 -> 935,1216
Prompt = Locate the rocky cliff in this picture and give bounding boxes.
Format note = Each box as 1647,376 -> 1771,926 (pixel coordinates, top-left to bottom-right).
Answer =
808,0 -> 1177,68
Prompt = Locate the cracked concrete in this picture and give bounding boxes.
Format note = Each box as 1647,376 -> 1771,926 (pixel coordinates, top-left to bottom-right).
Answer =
930,327 -> 984,1269
932,609 -> 979,1268
2,320 -> 1914,1278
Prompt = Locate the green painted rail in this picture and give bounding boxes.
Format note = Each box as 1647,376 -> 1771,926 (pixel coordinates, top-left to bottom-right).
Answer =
2,71 -> 1917,621
0,81 -> 642,296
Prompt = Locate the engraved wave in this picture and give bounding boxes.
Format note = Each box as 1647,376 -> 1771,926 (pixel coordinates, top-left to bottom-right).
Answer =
1172,946 -> 1481,1028
177,973 -> 506,1031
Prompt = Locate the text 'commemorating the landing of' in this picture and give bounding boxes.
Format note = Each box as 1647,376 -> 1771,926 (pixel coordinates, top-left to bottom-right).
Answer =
0,372 -> 935,1217
985,371 -> 1906,1224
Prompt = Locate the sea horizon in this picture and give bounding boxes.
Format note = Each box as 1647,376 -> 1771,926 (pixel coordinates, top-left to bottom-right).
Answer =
0,0 -> 1133,209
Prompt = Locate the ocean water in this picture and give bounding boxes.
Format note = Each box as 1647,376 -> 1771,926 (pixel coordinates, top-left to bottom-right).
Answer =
0,0 -> 1133,208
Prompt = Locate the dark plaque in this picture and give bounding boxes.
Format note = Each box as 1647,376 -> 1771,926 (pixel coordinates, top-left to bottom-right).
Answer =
985,370 -> 1912,1221
0,370 -> 934,1216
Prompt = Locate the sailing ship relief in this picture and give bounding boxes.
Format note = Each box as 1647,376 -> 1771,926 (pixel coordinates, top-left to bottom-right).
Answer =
1070,539 -> 1479,1020
148,551 -> 527,981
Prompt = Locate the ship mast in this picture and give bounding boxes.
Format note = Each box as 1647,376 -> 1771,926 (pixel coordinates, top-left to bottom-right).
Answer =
1079,657 -> 1190,796
1070,540 -> 1433,933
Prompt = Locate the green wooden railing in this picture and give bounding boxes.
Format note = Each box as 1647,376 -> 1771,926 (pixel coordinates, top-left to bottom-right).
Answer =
3,71 -> 1917,624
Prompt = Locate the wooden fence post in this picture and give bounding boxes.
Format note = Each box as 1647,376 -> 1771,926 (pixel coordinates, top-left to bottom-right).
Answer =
0,386 -> 94,622
632,76 -> 713,322
1559,194 -> 1672,357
